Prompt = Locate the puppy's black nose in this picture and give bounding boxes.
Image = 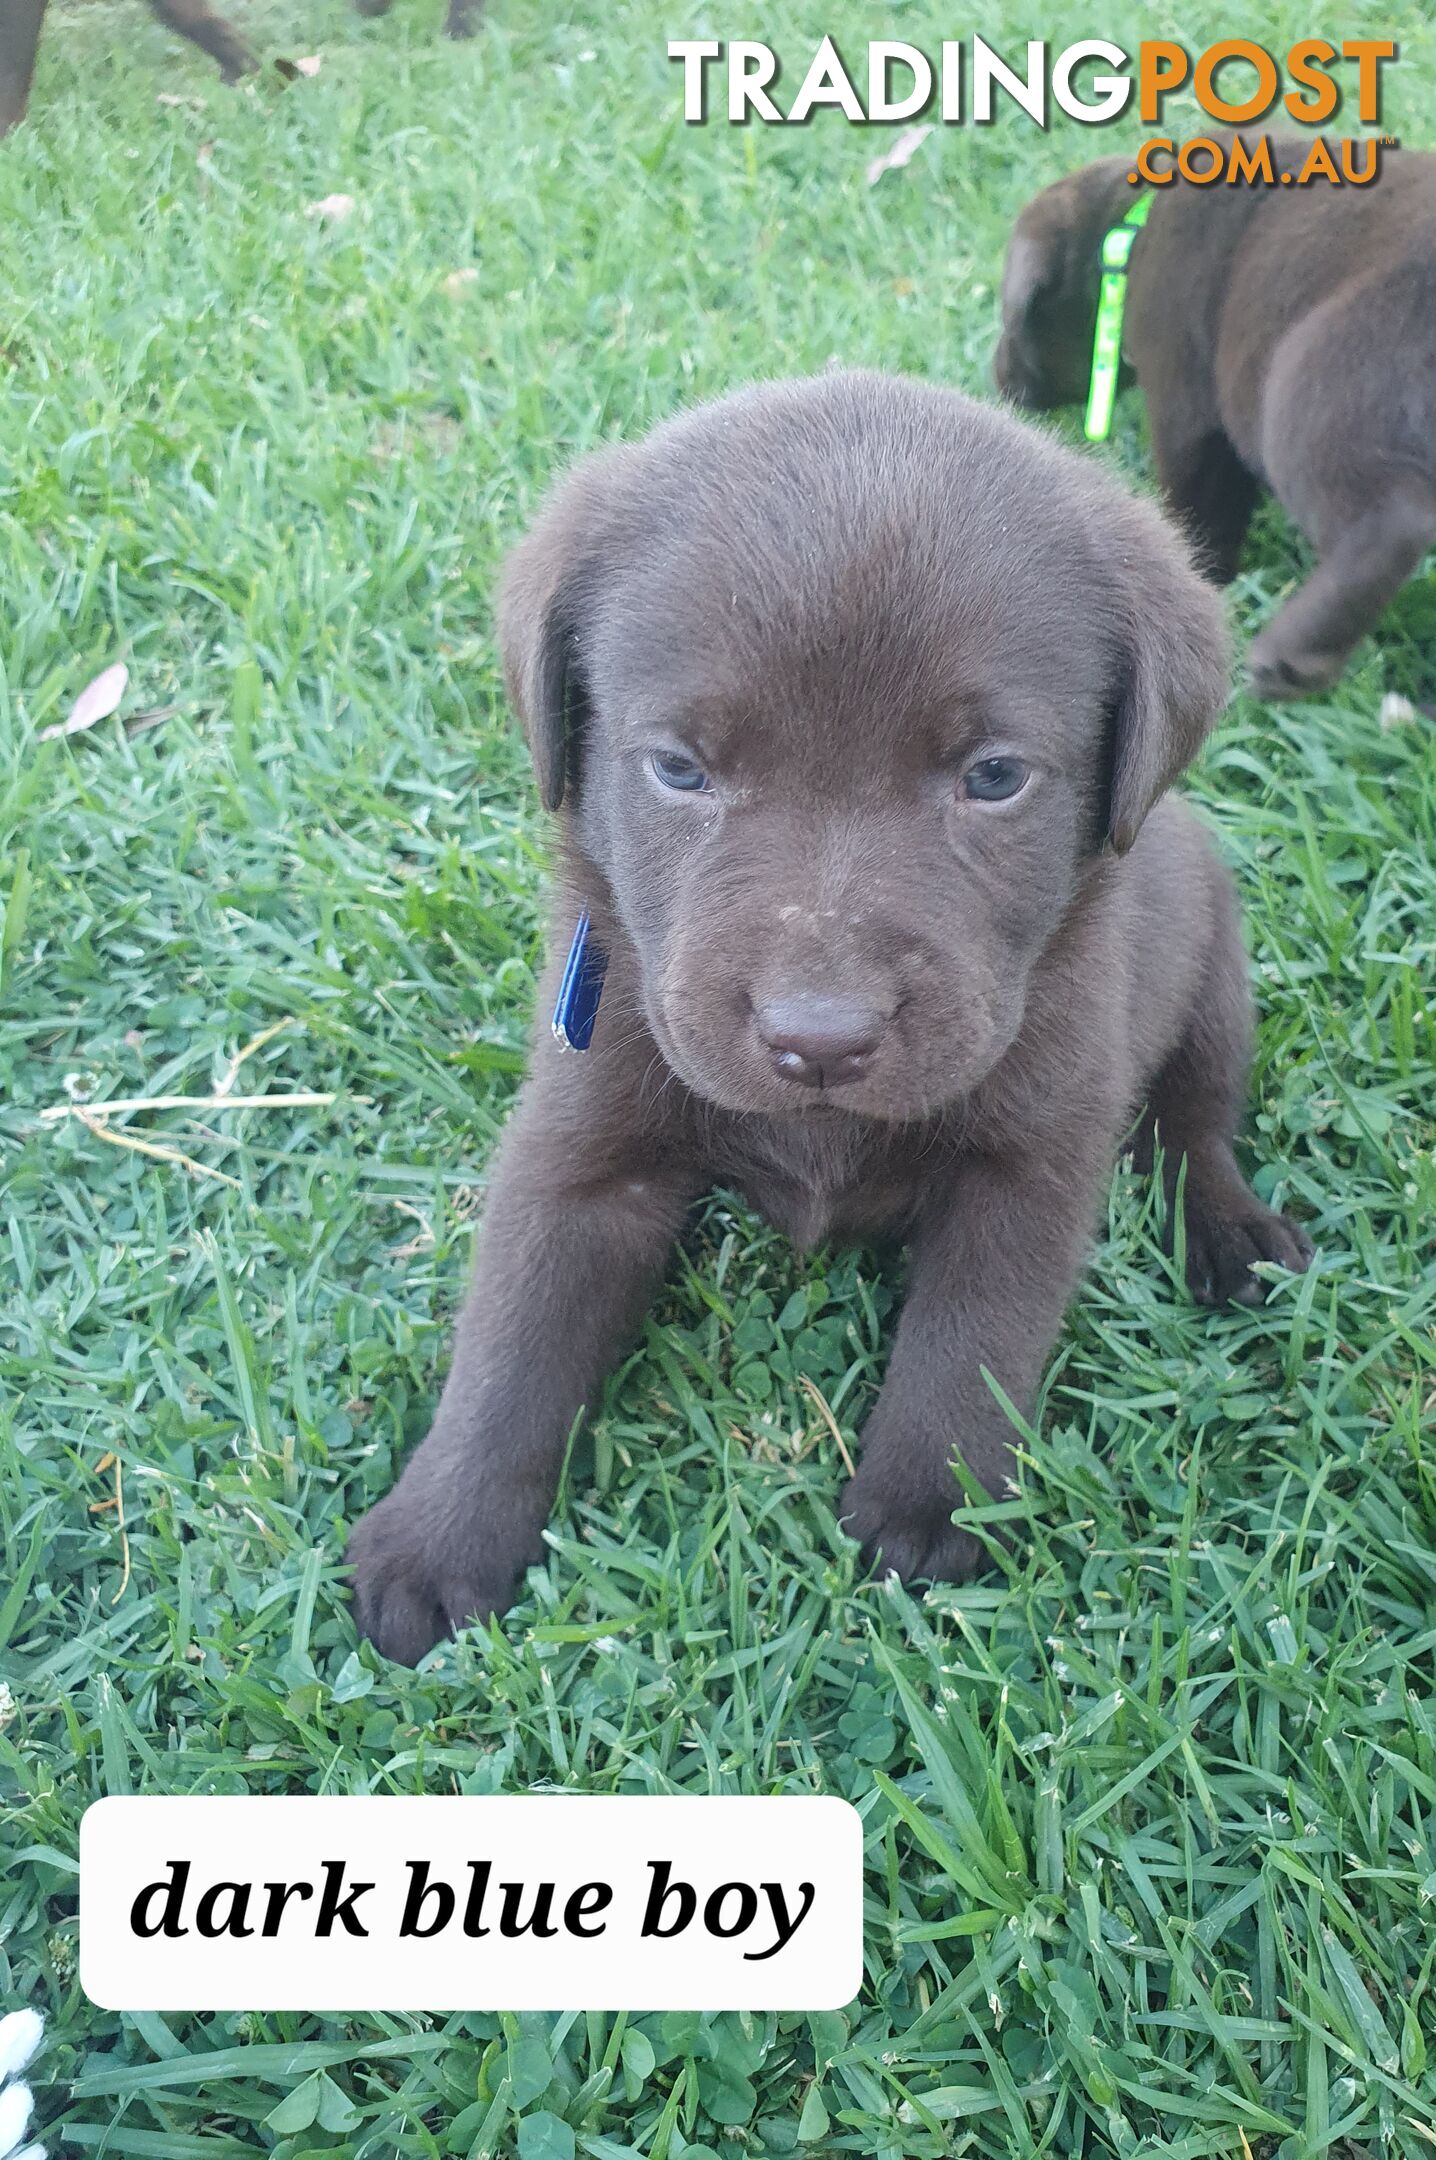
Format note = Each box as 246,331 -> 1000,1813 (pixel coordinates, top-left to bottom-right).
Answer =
756,996 -> 888,1089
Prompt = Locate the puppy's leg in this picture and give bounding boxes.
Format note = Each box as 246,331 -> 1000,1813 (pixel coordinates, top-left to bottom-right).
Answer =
839,1142 -> 1112,1584
148,0 -> 256,82
0,0 -> 47,137
1149,419 -> 1261,587
1246,487 -> 1436,701
444,0 -> 483,37
1134,867 -> 1312,1303
348,1091 -> 695,1663
352,0 -> 396,17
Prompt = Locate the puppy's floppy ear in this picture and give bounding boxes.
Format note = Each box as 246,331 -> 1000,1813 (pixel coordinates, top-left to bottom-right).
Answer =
1000,159 -> 1132,323
496,448 -> 629,812
999,227 -> 1059,331
1102,496 -> 1231,855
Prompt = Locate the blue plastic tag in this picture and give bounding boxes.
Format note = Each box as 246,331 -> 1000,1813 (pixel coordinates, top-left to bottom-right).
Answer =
551,912 -> 608,1052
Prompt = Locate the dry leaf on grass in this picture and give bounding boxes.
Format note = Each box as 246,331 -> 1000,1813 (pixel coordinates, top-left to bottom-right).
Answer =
373,412 -> 463,463
305,192 -> 355,222
443,267 -> 480,297
865,124 -> 933,187
293,55 -> 323,75
156,91 -> 205,109
124,704 -> 181,738
39,664 -> 128,742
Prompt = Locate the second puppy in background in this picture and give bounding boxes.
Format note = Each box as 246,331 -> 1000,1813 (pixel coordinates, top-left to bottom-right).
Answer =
995,138 -> 1436,702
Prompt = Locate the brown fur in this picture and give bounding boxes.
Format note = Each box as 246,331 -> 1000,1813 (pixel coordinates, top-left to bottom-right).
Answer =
1,0 -> 254,131
347,370 -> 1313,1665
995,137 -> 1436,700
354,0 -> 481,35
0,0 -> 478,135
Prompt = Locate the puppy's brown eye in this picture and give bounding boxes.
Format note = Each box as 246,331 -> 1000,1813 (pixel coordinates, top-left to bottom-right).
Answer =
962,755 -> 1030,803
651,750 -> 712,794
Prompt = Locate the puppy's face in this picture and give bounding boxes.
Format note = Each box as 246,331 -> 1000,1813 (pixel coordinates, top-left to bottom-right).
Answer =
502,373 -> 1227,1122
574,543 -> 1095,1123
994,158 -> 1132,411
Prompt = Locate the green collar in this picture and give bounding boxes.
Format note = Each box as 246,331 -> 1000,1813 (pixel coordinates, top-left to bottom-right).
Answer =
1083,192 -> 1153,442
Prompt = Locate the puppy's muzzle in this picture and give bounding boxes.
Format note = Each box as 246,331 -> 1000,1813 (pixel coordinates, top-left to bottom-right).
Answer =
755,993 -> 891,1090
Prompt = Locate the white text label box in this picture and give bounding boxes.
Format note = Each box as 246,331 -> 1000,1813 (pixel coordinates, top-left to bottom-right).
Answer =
80,1795 -> 863,2011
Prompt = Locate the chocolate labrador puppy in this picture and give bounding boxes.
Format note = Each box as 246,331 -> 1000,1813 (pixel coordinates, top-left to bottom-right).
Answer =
1,0 -> 254,134
994,140 -> 1436,701
0,0 -> 477,138
348,370 -> 1313,1664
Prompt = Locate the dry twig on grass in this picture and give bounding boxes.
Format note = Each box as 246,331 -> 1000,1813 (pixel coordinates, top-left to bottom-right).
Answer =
90,1451 -> 131,1603
797,1373 -> 857,1478
38,1020 -> 367,1190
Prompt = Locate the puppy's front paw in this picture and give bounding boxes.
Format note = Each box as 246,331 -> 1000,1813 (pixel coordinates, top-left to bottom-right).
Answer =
347,1487 -> 529,1666
1246,629 -> 1344,703
838,1472 -> 989,1587
1184,1198 -> 1314,1308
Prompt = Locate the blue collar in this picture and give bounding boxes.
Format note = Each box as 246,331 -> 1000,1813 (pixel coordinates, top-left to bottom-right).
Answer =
551,912 -> 608,1051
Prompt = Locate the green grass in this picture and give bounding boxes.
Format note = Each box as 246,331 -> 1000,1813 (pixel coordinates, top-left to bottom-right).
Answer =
2,0 -> 1435,2153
